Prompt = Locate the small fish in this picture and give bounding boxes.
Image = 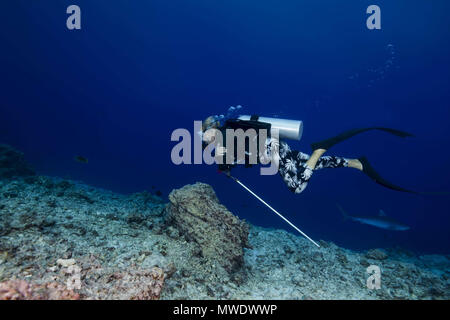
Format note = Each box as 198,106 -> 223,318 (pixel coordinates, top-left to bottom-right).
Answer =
336,204 -> 410,231
155,190 -> 162,196
74,156 -> 88,164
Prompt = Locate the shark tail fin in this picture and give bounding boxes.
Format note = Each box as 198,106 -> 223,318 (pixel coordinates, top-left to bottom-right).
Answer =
336,203 -> 349,220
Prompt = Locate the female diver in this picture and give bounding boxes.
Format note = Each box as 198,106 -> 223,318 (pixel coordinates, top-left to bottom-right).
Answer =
201,112 -> 416,195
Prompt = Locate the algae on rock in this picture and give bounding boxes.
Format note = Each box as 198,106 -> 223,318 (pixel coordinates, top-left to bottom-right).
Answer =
166,182 -> 251,273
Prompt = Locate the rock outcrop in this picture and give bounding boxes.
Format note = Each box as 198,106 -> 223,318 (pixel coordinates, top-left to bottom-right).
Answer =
0,144 -> 35,179
166,182 -> 250,273
366,249 -> 388,261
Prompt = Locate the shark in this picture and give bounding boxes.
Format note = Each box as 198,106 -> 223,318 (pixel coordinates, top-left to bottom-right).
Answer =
336,204 -> 410,231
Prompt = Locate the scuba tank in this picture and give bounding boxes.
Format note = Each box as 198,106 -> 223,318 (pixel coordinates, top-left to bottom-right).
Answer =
237,115 -> 303,141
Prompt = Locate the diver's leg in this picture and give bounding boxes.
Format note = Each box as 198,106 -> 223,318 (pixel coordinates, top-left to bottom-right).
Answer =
313,155 -> 364,171
278,141 -> 324,170
279,141 -> 414,193
348,159 -> 363,170
305,149 -> 326,169
314,155 -> 349,170
304,141 -> 364,171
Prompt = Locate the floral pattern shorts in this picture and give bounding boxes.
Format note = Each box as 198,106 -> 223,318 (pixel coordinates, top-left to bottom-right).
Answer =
278,142 -> 348,194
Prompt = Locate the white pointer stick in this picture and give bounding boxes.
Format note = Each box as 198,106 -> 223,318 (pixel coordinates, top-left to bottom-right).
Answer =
229,175 -> 320,248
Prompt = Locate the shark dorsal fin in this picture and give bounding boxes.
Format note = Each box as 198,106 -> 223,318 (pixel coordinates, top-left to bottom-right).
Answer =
379,209 -> 387,216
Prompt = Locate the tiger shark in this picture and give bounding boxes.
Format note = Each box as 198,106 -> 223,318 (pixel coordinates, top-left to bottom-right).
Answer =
336,204 -> 410,231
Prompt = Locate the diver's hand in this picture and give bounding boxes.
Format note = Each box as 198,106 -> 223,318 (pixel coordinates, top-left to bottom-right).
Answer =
218,167 -> 231,177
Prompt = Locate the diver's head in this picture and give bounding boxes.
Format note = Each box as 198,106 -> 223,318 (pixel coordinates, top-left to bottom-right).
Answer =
202,115 -> 221,132
201,115 -> 221,143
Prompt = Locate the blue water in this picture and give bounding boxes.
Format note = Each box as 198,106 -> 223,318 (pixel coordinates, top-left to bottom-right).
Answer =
1,1 -> 449,254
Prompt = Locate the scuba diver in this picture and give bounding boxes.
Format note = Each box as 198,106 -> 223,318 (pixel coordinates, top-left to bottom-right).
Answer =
201,109 -> 416,195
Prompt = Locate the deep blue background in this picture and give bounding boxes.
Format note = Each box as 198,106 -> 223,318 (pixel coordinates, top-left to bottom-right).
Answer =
1,1 -> 449,253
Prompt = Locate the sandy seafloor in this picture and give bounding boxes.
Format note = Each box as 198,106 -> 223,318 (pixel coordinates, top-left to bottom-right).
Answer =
0,174 -> 449,300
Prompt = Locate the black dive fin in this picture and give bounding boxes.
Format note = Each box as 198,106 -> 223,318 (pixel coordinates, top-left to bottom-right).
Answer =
371,127 -> 414,138
311,127 -> 413,151
358,156 -> 417,194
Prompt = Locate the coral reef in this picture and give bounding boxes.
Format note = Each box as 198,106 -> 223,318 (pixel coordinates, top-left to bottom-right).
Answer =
0,150 -> 448,299
130,267 -> 165,300
0,144 -> 34,180
166,183 -> 251,274
366,249 -> 388,261
0,280 -> 79,300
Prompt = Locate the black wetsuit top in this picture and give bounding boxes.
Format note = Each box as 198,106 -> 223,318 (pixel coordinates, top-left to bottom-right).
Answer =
215,117 -> 271,172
